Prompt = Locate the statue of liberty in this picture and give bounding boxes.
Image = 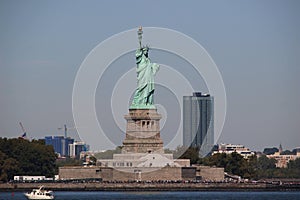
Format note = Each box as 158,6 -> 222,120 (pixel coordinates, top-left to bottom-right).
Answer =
130,27 -> 159,109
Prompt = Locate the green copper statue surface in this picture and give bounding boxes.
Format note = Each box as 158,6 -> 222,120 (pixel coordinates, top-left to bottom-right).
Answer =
130,27 -> 159,109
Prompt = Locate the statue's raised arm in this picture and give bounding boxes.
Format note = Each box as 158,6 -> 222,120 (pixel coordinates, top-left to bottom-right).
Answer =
130,27 -> 160,109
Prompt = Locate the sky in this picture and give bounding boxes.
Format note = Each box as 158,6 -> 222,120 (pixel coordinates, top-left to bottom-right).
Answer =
0,0 -> 299,151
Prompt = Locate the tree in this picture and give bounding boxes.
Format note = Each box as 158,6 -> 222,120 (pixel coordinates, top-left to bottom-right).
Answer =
94,146 -> 122,159
257,155 -> 276,170
225,152 -> 248,177
263,147 -> 279,155
1,158 -> 19,182
204,153 -> 228,167
255,155 -> 277,178
0,137 -> 57,182
178,147 -> 200,164
173,146 -> 188,159
164,148 -> 173,154
89,156 -> 97,165
281,150 -> 293,155
285,158 -> 300,178
199,153 -> 223,167
200,153 -> 258,179
244,155 -> 258,179
56,157 -> 82,168
288,158 -> 300,169
292,148 -> 300,155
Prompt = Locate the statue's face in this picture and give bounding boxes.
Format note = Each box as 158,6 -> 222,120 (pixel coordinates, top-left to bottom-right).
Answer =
143,49 -> 149,57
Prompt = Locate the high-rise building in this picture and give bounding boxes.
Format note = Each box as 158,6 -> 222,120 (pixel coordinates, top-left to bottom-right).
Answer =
183,92 -> 214,157
45,136 -> 74,157
69,141 -> 89,159
64,137 -> 75,156
44,136 -> 53,147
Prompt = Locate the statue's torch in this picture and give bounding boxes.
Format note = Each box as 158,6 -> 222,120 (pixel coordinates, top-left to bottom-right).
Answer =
137,26 -> 143,49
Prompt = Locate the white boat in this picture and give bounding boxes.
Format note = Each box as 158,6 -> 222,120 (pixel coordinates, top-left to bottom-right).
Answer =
24,185 -> 54,199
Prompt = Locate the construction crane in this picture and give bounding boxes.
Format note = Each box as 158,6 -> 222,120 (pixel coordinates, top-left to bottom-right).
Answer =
19,122 -> 27,139
58,124 -> 77,138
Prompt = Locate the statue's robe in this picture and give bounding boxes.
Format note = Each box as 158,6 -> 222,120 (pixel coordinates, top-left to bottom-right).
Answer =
131,48 -> 159,108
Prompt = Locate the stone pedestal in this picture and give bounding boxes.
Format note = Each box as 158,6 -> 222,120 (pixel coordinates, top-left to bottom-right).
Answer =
98,108 -> 191,176
122,109 -> 164,154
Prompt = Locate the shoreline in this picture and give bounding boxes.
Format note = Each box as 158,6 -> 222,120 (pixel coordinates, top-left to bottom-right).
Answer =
1,182 -> 299,192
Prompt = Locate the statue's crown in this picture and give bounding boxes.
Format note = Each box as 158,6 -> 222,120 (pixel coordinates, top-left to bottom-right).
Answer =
142,45 -> 149,51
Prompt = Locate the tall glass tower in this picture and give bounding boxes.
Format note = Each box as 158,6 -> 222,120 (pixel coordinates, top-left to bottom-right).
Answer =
45,136 -> 74,157
183,92 -> 214,157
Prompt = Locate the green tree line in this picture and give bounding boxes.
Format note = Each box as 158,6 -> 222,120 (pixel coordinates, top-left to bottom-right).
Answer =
0,138 -> 57,182
94,146 -> 122,159
178,147 -> 300,179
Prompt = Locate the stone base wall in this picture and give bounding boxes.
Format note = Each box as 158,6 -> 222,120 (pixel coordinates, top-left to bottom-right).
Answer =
59,166 -> 107,180
113,167 -> 182,181
59,166 -> 195,181
181,167 -> 196,180
194,166 -> 224,181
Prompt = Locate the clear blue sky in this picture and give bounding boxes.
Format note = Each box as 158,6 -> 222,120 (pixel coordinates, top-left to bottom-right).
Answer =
0,0 -> 299,151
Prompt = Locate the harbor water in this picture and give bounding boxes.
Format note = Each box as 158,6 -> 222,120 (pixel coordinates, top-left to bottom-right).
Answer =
0,191 -> 299,200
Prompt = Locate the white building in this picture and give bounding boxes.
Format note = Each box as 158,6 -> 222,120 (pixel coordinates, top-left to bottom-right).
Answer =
212,143 -> 255,158
267,152 -> 300,168
69,141 -> 89,158
13,175 -> 58,182
14,176 -> 46,181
